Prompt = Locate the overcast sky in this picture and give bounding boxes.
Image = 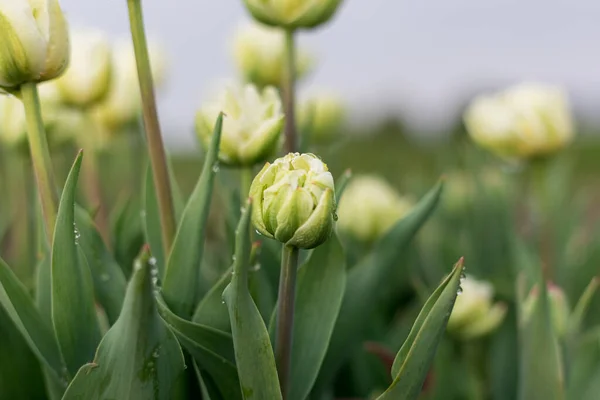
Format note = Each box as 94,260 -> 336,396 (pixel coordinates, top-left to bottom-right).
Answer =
60,0 -> 600,145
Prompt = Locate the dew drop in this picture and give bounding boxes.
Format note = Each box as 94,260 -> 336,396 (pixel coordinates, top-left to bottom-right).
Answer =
457,286 -> 463,295
212,163 -> 220,173
183,364 -> 188,370
134,260 -> 143,271
255,230 -> 263,236
232,255 -> 237,262
333,212 -> 339,222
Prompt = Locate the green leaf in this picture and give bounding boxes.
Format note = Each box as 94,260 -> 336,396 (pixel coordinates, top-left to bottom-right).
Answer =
223,201 -> 282,400
75,205 -> 127,325
192,267 -> 232,332
0,292 -> 50,399
335,169 -> 352,201
567,329 -> 600,400
375,258 -> 465,400
517,276 -> 565,400
111,194 -> 145,279
162,113 -> 223,319
317,180 -> 444,388
567,277 -> 599,339
51,151 -> 101,376
0,256 -> 67,385
288,234 -> 346,400
35,255 -> 52,325
62,246 -> 185,400
156,294 -> 241,400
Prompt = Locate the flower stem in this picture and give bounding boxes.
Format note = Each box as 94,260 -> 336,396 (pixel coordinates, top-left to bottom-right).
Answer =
275,244 -> 299,399
20,82 -> 58,244
240,167 -> 253,206
127,0 -> 177,255
283,29 -> 297,153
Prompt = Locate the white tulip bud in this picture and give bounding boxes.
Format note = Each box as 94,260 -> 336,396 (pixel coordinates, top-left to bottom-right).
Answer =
447,277 -> 507,340
464,83 -> 575,160
298,91 -> 346,143
0,0 -> 70,90
337,176 -> 413,244
250,153 -> 336,249
243,0 -> 344,30
55,29 -> 112,107
195,84 -> 284,167
233,23 -> 313,88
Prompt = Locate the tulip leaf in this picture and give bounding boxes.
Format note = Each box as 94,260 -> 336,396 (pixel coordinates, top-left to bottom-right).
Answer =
375,258 -> 464,400
517,276 -> 565,400
111,194 -> 145,279
316,180 -> 444,388
62,247 -> 185,400
288,233 -> 346,400
223,202 -> 283,400
0,256 -> 67,385
192,267 -> 232,332
75,205 -> 126,325
335,169 -> 352,201
143,157 -> 185,276
156,294 -> 241,399
51,152 -> 101,377
566,329 -> 600,400
35,255 -> 52,325
162,113 -> 223,319
0,306 -> 47,398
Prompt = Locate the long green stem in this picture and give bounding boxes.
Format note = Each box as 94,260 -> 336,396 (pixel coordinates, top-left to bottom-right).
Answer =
127,0 -> 177,255
275,245 -> 299,399
283,29 -> 297,153
21,82 -> 58,243
240,167 -> 253,205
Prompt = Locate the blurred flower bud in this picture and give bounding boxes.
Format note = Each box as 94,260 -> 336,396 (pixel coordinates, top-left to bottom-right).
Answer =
298,91 -> 346,143
91,40 -> 167,132
250,153 -> 336,249
447,277 -> 507,340
55,29 -> 112,107
233,23 -> 313,88
195,84 -> 284,167
464,83 -> 574,160
243,0 -> 343,30
0,0 -> 69,90
523,283 -> 570,338
337,176 -> 413,244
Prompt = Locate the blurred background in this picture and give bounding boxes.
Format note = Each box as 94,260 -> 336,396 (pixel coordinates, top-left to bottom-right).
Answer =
61,0 -> 600,150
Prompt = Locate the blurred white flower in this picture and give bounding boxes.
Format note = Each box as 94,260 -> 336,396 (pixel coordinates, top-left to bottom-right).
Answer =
0,0 -> 70,90
195,84 -> 284,166
0,95 -> 27,146
91,39 -> 167,131
298,91 -> 346,143
464,83 -> 574,160
233,22 -> 313,88
55,29 -> 112,107
337,175 -> 413,244
447,277 -> 506,340
243,0 -> 344,29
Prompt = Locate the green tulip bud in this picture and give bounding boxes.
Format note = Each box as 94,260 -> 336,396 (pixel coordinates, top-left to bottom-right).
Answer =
0,0 -> 70,91
55,29 -> 112,107
249,153 -> 336,249
337,176 -> 413,244
232,22 -> 313,88
298,91 -> 346,143
464,83 -> 575,160
242,0 -> 344,30
447,277 -> 507,340
195,84 -> 284,167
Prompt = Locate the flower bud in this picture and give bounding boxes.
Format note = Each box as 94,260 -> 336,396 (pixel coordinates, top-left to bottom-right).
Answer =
195,84 -> 284,167
55,29 -> 112,107
243,0 -> 343,30
233,23 -> 313,88
464,83 -> 574,160
0,0 -> 69,90
523,283 -> 570,338
447,277 -> 507,340
91,40 -> 167,132
249,153 -> 336,249
298,91 -> 346,143
337,176 -> 413,244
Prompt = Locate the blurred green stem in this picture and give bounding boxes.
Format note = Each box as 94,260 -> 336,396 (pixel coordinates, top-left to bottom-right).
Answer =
276,245 -> 299,399
240,167 -> 252,205
20,82 -> 58,244
283,29 -> 297,153
127,0 -> 177,256
529,158 -> 554,280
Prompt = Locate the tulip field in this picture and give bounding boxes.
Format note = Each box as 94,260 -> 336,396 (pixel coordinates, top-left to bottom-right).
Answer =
1,1 -> 600,399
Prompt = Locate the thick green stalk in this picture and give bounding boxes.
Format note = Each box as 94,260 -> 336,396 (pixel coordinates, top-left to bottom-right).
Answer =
20,82 -> 58,243
240,167 -> 253,205
127,0 -> 177,255
275,245 -> 299,399
283,29 -> 297,153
